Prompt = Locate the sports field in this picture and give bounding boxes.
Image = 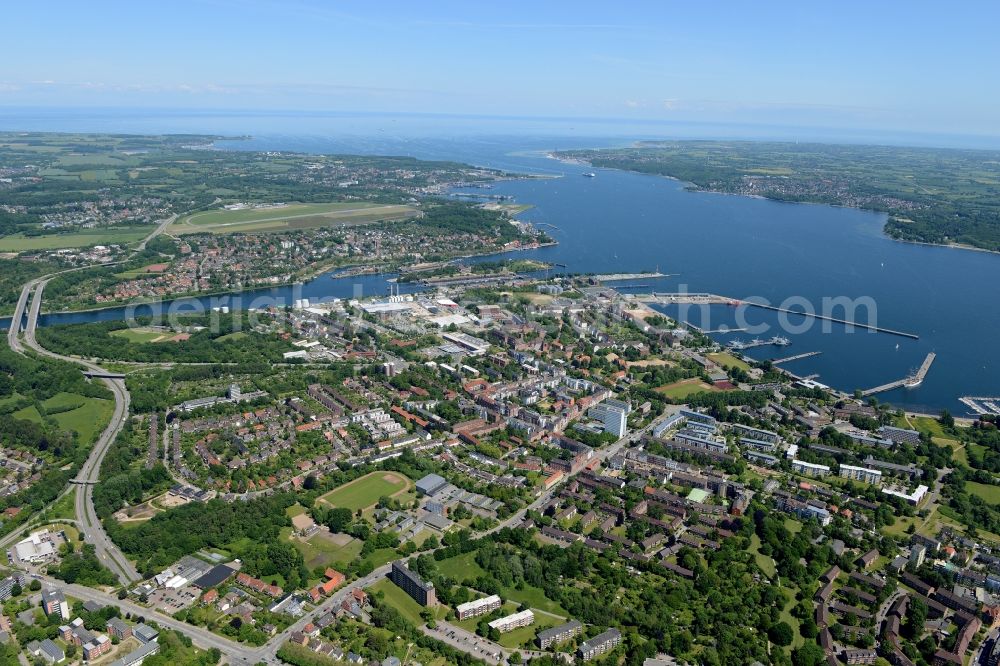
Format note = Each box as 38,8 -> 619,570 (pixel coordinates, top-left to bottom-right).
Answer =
170,202 -> 417,235
316,471 -> 412,511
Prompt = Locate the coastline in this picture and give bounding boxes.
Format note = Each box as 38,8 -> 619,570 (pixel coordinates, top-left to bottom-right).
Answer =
548,152 -> 1000,258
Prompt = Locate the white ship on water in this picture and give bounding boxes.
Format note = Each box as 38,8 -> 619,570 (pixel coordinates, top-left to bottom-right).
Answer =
727,336 -> 791,351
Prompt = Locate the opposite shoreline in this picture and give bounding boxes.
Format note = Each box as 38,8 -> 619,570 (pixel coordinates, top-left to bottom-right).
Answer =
547,151 -> 1000,258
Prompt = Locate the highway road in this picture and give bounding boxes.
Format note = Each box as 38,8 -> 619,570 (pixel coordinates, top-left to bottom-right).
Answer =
135,214 -> 177,251
5,218 -> 179,583
16,279 -> 141,583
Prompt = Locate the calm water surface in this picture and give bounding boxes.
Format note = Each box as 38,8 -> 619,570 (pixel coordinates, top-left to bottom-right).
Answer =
1,111 -> 997,415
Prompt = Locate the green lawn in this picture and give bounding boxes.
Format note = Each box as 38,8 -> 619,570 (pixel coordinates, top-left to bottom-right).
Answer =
48,522 -> 81,543
749,534 -> 776,577
114,263 -> 167,279
656,378 -> 721,399
366,547 -> 401,569
44,488 -> 77,521
42,392 -> 87,411
779,590 -> 805,650
967,481 -> 1000,503
12,404 -> 42,423
317,471 -> 412,511
438,551 -> 486,583
454,601 -> 563,650
285,504 -> 307,518
0,228 -> 150,251
910,416 -> 947,438
110,327 -> 170,343
50,396 -> 114,444
171,202 -> 417,235
499,583 -> 567,616
438,551 -> 566,615
706,352 -> 751,372
783,517 -> 803,534
936,437 -> 967,465
0,392 -> 26,409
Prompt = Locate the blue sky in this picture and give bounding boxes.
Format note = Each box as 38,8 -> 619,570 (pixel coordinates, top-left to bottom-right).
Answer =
3,0 -> 998,136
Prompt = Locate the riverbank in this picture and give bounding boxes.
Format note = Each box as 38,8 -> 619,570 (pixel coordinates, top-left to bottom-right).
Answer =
35,241 -> 559,318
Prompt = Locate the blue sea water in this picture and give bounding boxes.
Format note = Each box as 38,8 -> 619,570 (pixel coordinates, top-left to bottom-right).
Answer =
2,108 -> 998,415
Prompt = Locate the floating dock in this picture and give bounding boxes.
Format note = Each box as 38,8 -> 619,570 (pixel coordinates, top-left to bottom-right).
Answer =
772,351 -> 822,364
959,396 -> 1000,416
860,352 -> 936,396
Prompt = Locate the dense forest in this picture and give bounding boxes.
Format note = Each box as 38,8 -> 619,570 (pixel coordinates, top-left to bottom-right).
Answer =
0,257 -> 61,315
51,543 -> 120,587
36,317 -> 293,364
413,202 -> 523,243
105,493 -> 299,578
410,521 -> 841,665
0,348 -> 110,524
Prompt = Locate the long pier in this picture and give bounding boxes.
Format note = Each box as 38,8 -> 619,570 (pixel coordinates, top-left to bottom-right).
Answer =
704,327 -> 748,334
596,272 -> 667,282
634,293 -> 733,305
743,302 -> 919,339
860,352 -> 936,396
631,292 -> 919,339
772,351 -> 822,364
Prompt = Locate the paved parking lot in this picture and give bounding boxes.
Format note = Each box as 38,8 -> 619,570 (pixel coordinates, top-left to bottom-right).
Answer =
425,621 -> 506,665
